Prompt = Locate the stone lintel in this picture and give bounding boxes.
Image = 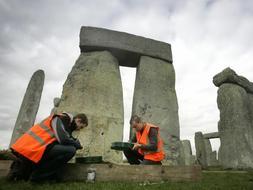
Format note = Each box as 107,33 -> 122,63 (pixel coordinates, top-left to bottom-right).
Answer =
203,132 -> 220,139
80,26 -> 172,67
213,67 -> 253,94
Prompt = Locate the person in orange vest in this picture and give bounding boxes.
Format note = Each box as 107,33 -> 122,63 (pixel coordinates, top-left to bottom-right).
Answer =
8,112 -> 88,182
124,115 -> 165,165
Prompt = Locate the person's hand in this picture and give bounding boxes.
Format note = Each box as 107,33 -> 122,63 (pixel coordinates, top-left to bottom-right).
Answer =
132,143 -> 142,150
75,139 -> 83,149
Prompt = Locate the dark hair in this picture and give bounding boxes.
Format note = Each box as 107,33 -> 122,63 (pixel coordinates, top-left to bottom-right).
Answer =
74,113 -> 88,126
129,115 -> 142,125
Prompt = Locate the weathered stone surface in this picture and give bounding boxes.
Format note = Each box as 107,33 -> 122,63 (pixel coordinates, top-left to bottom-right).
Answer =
203,132 -> 219,139
80,26 -> 172,67
213,67 -> 253,93
217,83 -> 253,169
56,51 -> 124,163
9,70 -> 44,147
204,139 -> 219,166
178,140 -> 196,166
195,132 -> 207,168
131,56 -> 180,164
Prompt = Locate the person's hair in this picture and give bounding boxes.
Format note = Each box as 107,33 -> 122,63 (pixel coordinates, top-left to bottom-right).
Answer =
129,115 -> 142,125
74,113 -> 88,126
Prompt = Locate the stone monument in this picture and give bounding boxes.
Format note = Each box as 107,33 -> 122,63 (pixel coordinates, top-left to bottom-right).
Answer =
9,70 -> 45,147
55,26 -> 180,164
213,67 -> 253,169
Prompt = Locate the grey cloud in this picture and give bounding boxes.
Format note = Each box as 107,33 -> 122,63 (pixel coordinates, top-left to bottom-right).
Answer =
1,0 -> 253,154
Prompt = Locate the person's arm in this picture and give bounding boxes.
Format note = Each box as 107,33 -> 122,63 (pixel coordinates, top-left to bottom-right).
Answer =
51,116 -> 82,149
130,133 -> 137,143
140,128 -> 158,151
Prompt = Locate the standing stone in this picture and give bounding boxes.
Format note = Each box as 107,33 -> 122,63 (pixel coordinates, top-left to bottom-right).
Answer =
204,138 -> 218,166
195,132 -> 208,168
132,56 -> 180,165
217,83 -> 253,169
178,140 -> 196,165
9,70 -> 45,147
56,51 -> 124,163
50,97 -> 61,115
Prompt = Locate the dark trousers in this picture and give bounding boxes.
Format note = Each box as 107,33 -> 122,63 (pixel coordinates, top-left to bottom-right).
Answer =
9,144 -> 76,182
123,149 -> 162,165
30,144 -> 76,182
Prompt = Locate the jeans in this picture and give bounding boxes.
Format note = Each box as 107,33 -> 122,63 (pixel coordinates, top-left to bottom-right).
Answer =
123,148 -> 162,165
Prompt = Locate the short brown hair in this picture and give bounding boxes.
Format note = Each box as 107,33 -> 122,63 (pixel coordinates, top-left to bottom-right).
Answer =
74,113 -> 88,126
129,115 -> 142,125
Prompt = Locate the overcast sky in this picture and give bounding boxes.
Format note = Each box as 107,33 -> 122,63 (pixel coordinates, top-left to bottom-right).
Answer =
1,0 -> 253,155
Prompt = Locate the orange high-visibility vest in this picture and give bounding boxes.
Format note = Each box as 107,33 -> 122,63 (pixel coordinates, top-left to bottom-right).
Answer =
11,115 -> 57,163
136,123 -> 165,162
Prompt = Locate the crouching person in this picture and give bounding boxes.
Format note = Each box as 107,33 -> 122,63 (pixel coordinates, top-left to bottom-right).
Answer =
8,112 -> 88,182
124,115 -> 165,165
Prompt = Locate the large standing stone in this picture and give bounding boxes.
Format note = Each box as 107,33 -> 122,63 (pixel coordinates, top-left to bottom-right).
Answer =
131,56 -> 180,164
9,70 -> 45,147
56,51 -> 124,163
178,140 -> 196,166
217,83 -> 253,169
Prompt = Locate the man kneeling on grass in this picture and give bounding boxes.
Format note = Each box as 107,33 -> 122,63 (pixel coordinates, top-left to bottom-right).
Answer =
8,112 -> 88,182
124,115 -> 165,165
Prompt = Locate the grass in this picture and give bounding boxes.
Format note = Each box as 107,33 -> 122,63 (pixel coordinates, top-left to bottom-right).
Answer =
0,172 -> 253,190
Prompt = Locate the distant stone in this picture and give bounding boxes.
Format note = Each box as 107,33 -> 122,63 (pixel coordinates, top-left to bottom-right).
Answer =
204,138 -> 218,166
50,97 -> 61,115
9,70 -> 44,147
213,67 -> 253,93
195,132 -> 207,168
178,140 -> 196,166
203,132 -> 219,139
80,26 -> 172,67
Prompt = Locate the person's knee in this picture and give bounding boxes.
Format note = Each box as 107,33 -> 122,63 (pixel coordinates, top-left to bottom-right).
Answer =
123,149 -> 132,157
66,146 -> 76,159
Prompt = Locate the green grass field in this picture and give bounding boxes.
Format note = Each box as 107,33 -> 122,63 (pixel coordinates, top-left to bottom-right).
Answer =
0,171 -> 253,190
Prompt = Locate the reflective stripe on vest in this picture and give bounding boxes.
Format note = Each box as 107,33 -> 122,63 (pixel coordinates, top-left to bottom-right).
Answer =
26,130 -> 46,146
26,122 -> 56,146
11,115 -> 57,163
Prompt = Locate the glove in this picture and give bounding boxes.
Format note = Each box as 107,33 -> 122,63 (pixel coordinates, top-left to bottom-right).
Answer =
75,139 -> 83,150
